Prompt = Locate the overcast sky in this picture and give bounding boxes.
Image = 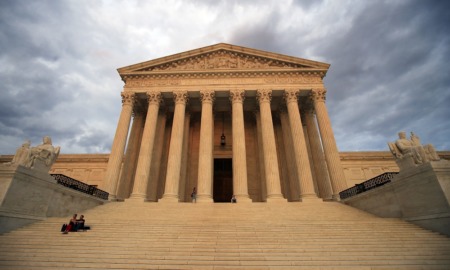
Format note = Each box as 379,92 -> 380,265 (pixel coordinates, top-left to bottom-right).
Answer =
1,0 -> 449,155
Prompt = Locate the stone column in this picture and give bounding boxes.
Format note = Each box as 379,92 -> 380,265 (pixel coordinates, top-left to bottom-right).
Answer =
310,88 -> 347,199
254,110 -> 267,201
230,90 -> 251,202
116,109 -> 144,200
196,90 -> 215,203
129,92 -> 163,201
160,91 -> 189,202
103,91 -> 134,200
284,90 -> 319,201
303,105 -> 333,200
284,90 -> 317,201
147,111 -> 167,202
179,111 -> 191,202
256,89 -> 286,202
278,107 -> 300,201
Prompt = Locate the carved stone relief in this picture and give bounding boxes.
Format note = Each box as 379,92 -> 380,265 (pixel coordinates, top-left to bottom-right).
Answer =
124,74 -> 323,89
138,50 -> 309,72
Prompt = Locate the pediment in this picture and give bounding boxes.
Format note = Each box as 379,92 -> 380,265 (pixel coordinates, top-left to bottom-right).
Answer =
118,43 -> 330,75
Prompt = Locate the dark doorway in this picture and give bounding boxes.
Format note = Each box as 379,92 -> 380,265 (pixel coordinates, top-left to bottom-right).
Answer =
213,158 -> 233,202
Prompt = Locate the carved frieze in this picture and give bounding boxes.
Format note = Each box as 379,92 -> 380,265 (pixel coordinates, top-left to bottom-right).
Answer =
138,50 -> 309,72
124,73 -> 323,88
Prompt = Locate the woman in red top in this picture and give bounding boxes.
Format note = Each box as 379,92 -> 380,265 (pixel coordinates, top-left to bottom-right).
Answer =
62,214 -> 77,234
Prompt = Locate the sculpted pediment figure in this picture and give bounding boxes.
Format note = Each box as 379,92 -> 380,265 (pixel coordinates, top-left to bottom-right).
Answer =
118,43 -> 330,75
388,131 -> 440,171
138,50 -> 310,72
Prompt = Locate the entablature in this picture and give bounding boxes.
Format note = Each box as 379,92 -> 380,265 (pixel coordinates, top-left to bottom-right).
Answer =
123,71 -> 325,91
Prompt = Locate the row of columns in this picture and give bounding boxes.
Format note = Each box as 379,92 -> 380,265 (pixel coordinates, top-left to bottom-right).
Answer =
103,88 -> 347,202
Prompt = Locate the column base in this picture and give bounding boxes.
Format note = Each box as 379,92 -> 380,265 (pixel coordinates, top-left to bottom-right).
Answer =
266,195 -> 287,203
126,194 -> 147,203
234,195 -> 253,203
108,195 -> 119,202
300,194 -> 323,202
196,195 -> 214,203
159,194 -> 179,203
332,194 -> 341,201
299,196 -> 323,203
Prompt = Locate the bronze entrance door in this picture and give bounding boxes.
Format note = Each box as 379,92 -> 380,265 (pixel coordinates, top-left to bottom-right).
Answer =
213,158 -> 233,202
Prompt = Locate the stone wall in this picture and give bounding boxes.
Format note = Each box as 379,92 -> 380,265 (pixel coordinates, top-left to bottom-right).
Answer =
342,160 -> 450,236
0,165 -> 107,234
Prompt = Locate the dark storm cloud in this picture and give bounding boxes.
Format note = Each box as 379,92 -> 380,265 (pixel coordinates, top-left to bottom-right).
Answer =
317,0 -> 450,150
292,0 -> 323,10
229,15 -> 284,53
226,0 -> 450,150
0,0 -> 121,154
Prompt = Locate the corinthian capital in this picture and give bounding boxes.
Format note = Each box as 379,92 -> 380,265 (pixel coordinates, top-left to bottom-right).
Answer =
310,88 -> 327,103
283,89 -> 299,104
173,91 -> 189,105
229,90 -> 245,104
121,92 -> 135,106
200,90 -> 215,104
256,89 -> 272,104
147,91 -> 163,105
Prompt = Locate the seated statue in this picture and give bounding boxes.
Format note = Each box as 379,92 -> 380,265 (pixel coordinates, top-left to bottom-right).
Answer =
388,131 -> 439,171
24,136 -> 60,172
410,132 -> 440,161
2,140 -> 31,166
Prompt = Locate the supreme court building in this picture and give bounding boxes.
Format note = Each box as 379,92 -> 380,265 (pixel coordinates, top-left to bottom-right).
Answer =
102,43 -> 349,203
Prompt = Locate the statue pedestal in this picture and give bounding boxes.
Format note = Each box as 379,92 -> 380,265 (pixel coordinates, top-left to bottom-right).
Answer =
342,160 -> 450,236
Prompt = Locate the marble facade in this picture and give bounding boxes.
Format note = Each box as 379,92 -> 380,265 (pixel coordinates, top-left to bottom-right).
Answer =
100,43 -> 349,202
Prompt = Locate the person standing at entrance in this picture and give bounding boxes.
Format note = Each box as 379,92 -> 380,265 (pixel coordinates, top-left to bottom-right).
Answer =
191,187 -> 197,203
231,195 -> 237,203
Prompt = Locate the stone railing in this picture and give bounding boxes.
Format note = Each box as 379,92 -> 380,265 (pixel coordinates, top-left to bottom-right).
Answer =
339,172 -> 398,200
51,174 -> 109,200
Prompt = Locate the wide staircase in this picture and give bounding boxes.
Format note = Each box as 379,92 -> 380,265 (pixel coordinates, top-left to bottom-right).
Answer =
1,201 -> 450,269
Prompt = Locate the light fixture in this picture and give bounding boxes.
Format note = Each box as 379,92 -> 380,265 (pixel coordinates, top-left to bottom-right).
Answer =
221,112 -> 226,146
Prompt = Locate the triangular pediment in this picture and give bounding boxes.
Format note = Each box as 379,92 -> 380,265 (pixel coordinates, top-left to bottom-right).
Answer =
118,43 -> 329,75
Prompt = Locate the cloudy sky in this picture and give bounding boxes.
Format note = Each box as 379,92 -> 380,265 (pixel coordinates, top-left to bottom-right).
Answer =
1,0 -> 449,155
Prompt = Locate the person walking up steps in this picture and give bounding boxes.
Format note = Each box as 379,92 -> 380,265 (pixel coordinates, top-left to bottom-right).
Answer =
191,187 -> 197,203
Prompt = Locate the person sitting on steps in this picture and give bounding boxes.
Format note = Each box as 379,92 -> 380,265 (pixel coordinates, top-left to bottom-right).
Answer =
75,215 -> 86,231
62,214 -> 77,234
